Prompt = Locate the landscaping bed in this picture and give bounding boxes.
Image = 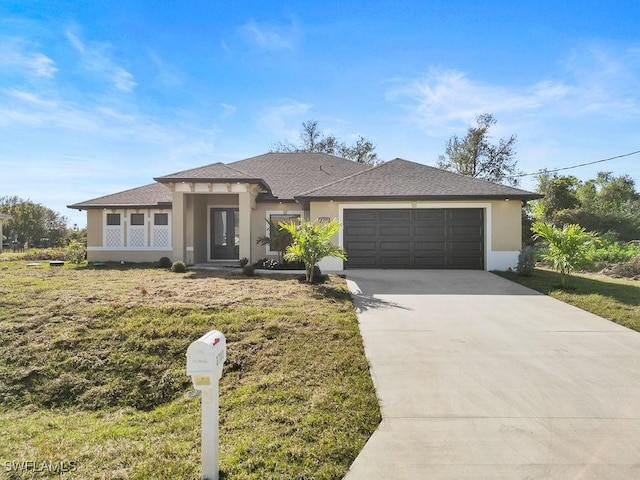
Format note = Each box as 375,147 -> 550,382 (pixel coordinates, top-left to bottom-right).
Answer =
0,262 -> 380,479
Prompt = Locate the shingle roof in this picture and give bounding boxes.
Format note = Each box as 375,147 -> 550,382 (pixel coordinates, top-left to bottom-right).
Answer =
227,152 -> 371,200
69,154 -> 540,210
68,183 -> 172,209
296,158 -> 541,200
154,162 -> 264,183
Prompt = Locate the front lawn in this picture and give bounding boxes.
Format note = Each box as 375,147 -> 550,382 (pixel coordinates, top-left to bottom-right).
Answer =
0,262 -> 380,479
495,268 -> 640,332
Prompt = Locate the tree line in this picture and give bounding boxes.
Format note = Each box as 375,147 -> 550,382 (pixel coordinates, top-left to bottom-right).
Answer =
0,196 -> 84,249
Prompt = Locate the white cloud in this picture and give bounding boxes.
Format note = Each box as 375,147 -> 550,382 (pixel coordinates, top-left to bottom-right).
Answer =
389,44 -> 640,137
387,68 -> 572,135
238,17 -> 301,51
65,28 -> 137,93
0,38 -> 57,78
258,99 -> 312,139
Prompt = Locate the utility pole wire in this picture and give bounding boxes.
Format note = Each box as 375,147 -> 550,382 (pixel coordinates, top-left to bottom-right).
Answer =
511,149 -> 640,178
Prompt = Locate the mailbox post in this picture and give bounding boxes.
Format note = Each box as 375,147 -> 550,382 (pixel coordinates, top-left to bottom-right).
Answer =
187,330 -> 226,480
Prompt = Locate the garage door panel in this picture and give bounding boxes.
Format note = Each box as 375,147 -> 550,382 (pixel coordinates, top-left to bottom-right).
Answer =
380,210 -> 411,222
414,256 -> 447,268
415,210 -> 446,221
380,226 -> 410,236
344,208 -> 484,269
450,209 -> 483,221
380,256 -> 411,267
414,241 -> 447,252
414,226 -> 447,237
449,225 -> 483,236
345,226 -> 377,237
380,241 -> 411,252
345,210 -> 377,222
346,241 -> 377,251
450,241 -> 484,252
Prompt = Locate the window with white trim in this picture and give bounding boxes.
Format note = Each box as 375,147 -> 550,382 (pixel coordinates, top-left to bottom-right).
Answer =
265,211 -> 303,255
128,213 -> 147,248
104,212 -> 124,247
151,212 -> 171,248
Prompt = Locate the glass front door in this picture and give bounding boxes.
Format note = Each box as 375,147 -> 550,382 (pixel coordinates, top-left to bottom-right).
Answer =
210,208 -> 239,259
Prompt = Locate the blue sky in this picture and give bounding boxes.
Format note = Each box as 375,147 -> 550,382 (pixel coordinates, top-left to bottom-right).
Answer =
1,0 -> 639,228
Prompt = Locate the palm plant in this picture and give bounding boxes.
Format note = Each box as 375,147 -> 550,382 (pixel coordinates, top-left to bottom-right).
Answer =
531,221 -> 597,288
256,219 -> 294,263
280,219 -> 347,283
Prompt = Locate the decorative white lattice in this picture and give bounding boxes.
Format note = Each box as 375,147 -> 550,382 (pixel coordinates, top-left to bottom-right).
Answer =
152,227 -> 170,248
105,228 -> 123,248
128,227 -> 145,248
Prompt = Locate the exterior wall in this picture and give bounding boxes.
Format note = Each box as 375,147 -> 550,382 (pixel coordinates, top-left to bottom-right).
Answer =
193,195 -> 208,264
311,199 -> 523,272
86,207 -> 172,263
86,209 -> 103,247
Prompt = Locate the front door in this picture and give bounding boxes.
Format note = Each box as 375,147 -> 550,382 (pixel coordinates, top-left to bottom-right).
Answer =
210,208 -> 239,259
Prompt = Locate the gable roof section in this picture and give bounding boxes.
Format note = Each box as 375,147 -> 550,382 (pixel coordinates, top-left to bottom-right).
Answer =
228,152 -> 370,200
153,162 -> 266,184
296,158 -> 541,201
68,183 -> 172,209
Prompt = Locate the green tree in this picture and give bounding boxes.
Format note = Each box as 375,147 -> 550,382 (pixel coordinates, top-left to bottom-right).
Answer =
280,219 -> 347,284
531,222 -> 597,288
533,172 -> 640,241
271,120 -> 380,165
437,113 -> 521,186
0,196 -> 69,247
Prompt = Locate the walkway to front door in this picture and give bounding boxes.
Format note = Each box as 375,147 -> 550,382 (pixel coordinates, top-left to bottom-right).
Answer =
210,208 -> 239,260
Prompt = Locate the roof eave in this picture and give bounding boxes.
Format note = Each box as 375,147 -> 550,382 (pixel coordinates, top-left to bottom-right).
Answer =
295,193 -> 543,202
67,202 -> 173,210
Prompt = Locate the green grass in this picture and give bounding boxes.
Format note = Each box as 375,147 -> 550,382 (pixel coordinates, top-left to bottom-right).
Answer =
495,268 -> 640,332
0,262 -> 380,479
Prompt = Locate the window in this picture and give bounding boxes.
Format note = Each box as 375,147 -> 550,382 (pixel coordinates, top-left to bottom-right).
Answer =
154,213 -> 168,226
130,213 -> 145,225
266,211 -> 302,255
106,214 -> 120,226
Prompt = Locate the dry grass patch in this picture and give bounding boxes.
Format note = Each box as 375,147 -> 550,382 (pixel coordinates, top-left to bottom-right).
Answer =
0,263 -> 380,479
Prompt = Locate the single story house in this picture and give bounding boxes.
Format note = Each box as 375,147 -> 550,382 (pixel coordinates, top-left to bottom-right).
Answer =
68,152 -> 541,271
0,213 -> 11,253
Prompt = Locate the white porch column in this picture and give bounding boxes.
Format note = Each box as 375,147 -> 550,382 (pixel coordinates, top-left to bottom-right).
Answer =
238,192 -> 252,261
172,191 -> 186,262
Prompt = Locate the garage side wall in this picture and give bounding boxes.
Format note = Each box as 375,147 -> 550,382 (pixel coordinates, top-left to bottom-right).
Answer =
489,200 -> 522,270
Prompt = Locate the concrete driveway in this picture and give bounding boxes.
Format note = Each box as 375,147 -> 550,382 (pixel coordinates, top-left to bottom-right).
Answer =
344,270 -> 640,480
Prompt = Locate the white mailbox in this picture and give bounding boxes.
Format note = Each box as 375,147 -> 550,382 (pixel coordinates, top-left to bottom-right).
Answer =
187,330 -> 226,480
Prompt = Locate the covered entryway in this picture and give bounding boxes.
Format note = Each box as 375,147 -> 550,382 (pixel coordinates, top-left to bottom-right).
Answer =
343,208 -> 484,269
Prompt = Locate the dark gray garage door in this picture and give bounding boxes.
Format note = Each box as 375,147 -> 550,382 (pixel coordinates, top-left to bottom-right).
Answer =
343,208 -> 484,269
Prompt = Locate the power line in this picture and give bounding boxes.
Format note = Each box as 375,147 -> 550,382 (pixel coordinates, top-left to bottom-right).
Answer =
514,149 -> 640,178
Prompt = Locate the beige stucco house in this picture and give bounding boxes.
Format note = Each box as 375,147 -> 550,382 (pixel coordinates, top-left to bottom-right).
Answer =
68,152 -> 540,271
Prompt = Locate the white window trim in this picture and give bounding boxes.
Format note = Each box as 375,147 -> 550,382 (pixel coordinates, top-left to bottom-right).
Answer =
151,210 -> 172,249
102,209 -> 172,251
265,210 -> 304,255
127,213 -> 148,249
103,211 -> 125,248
